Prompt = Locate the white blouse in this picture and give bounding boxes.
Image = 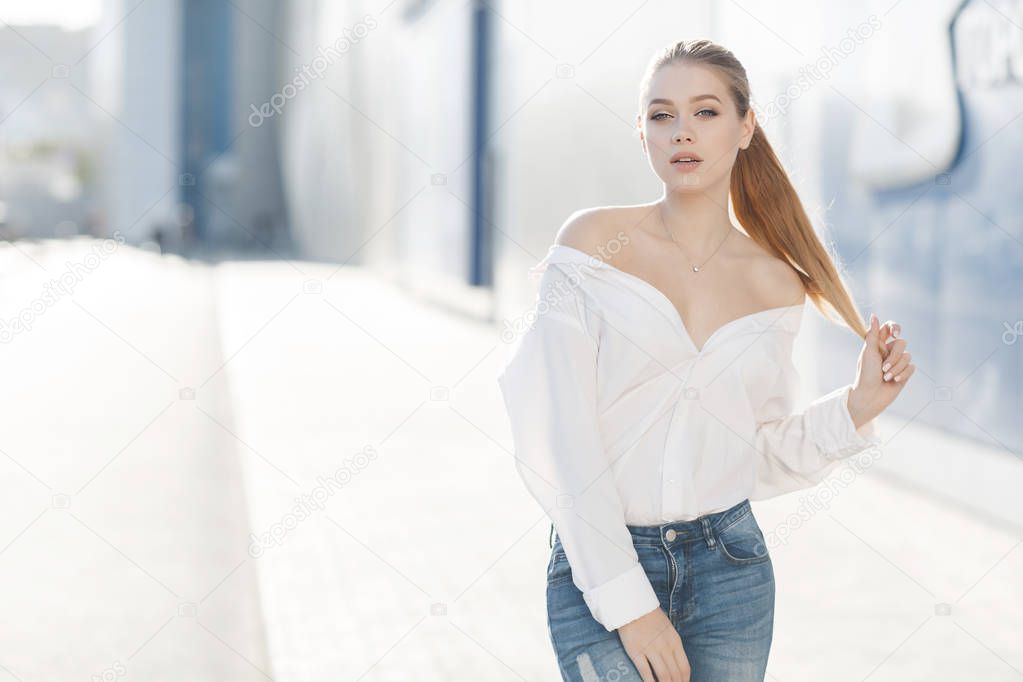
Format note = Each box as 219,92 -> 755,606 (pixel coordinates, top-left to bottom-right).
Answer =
496,243 -> 882,632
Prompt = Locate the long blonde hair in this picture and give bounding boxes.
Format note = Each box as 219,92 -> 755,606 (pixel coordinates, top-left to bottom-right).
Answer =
639,39 -> 869,338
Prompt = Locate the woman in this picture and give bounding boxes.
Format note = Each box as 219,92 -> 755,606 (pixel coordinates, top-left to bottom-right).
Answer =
496,39 -> 913,682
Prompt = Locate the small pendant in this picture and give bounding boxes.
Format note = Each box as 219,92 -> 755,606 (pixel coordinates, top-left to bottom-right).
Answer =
692,265 -> 700,272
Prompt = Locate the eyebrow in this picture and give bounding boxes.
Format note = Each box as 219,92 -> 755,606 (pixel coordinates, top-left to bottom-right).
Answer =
647,94 -> 721,107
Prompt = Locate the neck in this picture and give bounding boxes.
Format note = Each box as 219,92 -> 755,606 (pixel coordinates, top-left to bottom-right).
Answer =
658,184 -> 734,250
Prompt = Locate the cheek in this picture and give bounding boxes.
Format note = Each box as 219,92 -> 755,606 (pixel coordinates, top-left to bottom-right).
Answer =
643,128 -> 674,157
707,127 -> 742,153
696,132 -> 740,170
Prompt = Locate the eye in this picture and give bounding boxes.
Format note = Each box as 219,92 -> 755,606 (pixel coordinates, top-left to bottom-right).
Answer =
650,112 -> 672,121
696,109 -> 717,117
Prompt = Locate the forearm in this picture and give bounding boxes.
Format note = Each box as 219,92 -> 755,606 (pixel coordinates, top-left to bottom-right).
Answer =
846,388 -> 878,431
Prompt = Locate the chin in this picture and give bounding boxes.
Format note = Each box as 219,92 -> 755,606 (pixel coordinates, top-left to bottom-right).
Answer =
665,174 -> 706,190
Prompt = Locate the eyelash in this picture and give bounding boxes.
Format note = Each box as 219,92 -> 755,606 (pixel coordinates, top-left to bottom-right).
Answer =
650,109 -> 717,121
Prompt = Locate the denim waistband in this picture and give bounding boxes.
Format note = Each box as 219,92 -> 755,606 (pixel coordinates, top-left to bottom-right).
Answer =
549,498 -> 752,549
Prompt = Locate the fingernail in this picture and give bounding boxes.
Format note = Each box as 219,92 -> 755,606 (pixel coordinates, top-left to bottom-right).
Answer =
883,363 -> 890,372
884,372 -> 892,381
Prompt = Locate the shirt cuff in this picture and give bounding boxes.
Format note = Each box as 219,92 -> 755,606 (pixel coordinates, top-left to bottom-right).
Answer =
805,383 -> 882,459
581,562 -> 660,632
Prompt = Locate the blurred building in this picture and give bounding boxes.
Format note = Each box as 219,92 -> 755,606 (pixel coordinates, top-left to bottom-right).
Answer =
87,0 -> 288,254
0,25 -> 96,238
0,0 -> 1019,449
274,0 -> 1022,450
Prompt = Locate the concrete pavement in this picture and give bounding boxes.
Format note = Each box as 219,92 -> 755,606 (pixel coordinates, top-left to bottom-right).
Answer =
2,238 -> 1019,680
0,239 -> 270,681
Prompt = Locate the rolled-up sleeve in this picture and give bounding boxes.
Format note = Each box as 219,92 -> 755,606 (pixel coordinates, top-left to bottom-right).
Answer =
750,342 -> 883,499
496,264 -> 659,631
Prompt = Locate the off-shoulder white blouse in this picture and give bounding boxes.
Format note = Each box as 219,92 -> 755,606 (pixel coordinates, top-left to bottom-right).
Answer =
496,244 -> 882,632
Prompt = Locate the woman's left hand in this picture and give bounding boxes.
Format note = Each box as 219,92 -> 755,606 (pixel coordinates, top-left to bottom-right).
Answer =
849,313 -> 914,428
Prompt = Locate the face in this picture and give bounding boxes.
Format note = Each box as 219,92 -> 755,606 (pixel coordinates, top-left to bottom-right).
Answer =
636,62 -> 755,191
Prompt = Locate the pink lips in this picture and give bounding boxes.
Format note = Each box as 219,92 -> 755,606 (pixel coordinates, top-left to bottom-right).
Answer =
670,151 -> 703,163
671,157 -> 702,172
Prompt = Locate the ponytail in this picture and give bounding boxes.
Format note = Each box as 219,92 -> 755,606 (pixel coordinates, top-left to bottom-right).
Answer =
731,123 -> 869,337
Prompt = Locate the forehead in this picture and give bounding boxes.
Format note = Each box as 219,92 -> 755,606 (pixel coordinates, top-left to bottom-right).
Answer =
643,63 -> 726,105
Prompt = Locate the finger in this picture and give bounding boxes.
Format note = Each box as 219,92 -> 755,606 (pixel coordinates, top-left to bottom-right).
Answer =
870,315 -> 893,358
673,644 -> 691,681
887,355 -> 912,382
879,322 -> 902,358
663,646 -> 684,682
884,353 -> 911,381
867,313 -> 880,340
631,654 -> 656,682
894,363 -> 915,383
879,332 -> 894,360
646,651 -> 676,682
881,339 -> 907,374
883,320 -> 901,346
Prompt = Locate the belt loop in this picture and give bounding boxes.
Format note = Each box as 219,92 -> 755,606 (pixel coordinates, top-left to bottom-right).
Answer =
701,517 -> 715,549
549,522 -> 555,549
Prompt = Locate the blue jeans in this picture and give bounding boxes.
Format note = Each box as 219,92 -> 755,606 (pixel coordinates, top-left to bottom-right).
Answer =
546,498 -> 774,681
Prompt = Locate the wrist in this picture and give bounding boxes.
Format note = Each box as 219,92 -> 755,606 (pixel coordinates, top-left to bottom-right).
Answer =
846,387 -> 871,430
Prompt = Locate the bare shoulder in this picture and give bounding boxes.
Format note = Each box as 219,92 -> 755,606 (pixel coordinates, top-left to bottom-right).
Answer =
733,234 -> 806,307
753,251 -> 806,307
553,206 -> 633,257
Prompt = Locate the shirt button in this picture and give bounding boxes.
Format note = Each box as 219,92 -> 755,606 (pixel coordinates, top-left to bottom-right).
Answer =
665,529 -> 677,541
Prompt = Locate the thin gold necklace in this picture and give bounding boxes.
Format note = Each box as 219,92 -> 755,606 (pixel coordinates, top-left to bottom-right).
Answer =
658,204 -> 732,273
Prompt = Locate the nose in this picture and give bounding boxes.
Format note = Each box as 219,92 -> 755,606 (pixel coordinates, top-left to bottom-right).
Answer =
673,126 -> 694,144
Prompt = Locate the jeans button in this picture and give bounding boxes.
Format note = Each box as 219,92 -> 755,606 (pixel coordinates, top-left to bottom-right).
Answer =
665,529 -> 677,541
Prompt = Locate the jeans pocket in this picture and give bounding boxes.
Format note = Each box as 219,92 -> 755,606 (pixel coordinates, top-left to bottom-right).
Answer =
547,550 -> 574,587
716,510 -> 770,566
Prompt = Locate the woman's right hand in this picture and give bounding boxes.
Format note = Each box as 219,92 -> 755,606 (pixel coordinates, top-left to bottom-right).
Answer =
617,607 -> 691,681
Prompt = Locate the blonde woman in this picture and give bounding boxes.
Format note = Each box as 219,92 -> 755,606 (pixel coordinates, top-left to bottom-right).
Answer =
497,39 -> 913,682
